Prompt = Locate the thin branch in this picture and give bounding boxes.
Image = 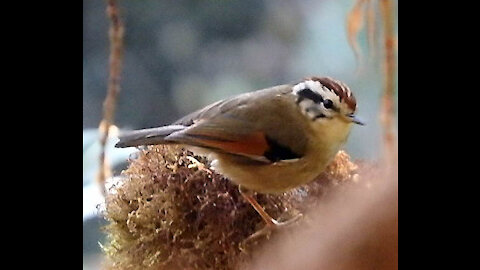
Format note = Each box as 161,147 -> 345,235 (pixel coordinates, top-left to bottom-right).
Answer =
98,0 -> 124,195
379,0 -> 397,171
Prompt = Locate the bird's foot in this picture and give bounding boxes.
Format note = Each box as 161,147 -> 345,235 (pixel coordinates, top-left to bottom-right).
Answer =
238,186 -> 303,252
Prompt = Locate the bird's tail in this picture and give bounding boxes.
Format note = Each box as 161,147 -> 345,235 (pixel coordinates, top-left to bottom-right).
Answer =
115,125 -> 186,148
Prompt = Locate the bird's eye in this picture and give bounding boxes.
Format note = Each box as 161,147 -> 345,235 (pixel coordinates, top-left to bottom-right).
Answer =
323,99 -> 333,109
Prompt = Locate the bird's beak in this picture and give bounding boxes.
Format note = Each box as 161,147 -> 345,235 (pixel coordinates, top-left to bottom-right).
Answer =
348,114 -> 365,125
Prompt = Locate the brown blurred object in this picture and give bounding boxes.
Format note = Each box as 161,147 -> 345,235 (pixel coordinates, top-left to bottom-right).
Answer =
347,0 -> 398,168
247,165 -> 398,270
98,0 -> 125,196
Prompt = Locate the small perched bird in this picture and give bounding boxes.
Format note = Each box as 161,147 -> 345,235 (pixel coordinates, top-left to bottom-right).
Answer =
116,76 -> 363,234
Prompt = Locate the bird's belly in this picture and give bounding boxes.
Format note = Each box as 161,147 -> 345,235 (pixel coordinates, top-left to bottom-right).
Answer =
211,153 -> 329,194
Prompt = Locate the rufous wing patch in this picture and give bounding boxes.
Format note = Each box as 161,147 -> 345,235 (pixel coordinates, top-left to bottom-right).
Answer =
165,128 -> 269,157
187,132 -> 269,157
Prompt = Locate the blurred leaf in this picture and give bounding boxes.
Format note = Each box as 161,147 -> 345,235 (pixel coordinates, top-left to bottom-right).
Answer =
347,0 -> 367,65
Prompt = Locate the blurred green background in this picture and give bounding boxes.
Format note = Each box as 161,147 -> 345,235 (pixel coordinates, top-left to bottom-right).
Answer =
83,0 -> 397,268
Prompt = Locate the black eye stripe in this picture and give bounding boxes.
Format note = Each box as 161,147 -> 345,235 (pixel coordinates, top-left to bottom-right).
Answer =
297,88 -> 323,104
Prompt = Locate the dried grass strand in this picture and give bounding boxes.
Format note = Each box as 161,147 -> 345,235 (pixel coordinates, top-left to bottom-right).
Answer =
98,0 -> 125,195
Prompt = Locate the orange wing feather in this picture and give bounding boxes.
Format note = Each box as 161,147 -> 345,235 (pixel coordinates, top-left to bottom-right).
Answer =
189,131 -> 269,157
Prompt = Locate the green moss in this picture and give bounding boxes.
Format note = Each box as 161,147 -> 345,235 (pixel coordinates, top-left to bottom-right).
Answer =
102,145 -> 359,270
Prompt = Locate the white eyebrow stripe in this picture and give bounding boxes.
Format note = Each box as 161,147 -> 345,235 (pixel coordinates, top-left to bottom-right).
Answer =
293,80 -> 342,108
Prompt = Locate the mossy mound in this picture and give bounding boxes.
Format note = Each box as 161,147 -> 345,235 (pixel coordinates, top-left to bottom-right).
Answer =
102,145 -> 359,270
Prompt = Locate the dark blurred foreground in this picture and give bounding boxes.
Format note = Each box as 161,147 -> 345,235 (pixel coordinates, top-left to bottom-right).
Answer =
248,166 -> 398,270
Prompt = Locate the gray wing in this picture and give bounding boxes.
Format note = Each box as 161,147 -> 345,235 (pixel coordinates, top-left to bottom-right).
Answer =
115,125 -> 185,148
173,84 -> 292,126
116,84 -> 308,163
116,85 -> 290,148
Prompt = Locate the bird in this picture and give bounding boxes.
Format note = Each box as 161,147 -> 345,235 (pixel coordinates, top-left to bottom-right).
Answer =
115,76 -> 364,237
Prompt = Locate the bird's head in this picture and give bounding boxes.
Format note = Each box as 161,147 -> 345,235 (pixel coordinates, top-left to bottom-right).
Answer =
293,76 -> 364,126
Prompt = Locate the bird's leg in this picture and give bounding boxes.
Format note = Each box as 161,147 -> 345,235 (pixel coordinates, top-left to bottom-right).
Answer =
238,186 -> 303,244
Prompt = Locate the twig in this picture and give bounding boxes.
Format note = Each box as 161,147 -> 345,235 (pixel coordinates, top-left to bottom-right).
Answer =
98,0 -> 124,196
379,0 -> 396,171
